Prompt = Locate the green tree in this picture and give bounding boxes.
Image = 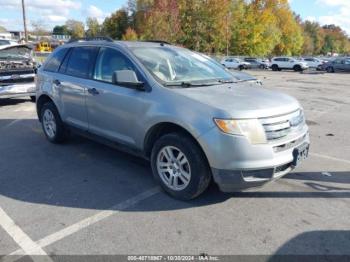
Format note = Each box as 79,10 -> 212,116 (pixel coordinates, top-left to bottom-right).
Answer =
102,9 -> 128,39
0,25 -> 7,33
86,17 -> 101,37
65,20 -> 85,38
52,25 -> 70,35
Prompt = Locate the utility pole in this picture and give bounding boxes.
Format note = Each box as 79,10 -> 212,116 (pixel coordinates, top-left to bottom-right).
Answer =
21,0 -> 28,42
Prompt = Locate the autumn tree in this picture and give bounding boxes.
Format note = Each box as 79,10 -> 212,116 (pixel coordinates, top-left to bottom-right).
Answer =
140,0 -> 183,43
122,27 -> 138,40
102,9 -> 128,39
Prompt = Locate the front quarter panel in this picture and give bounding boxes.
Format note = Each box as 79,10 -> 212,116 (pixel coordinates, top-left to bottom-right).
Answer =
137,84 -> 222,149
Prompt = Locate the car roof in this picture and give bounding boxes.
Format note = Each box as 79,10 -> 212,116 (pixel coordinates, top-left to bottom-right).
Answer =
64,40 -> 173,49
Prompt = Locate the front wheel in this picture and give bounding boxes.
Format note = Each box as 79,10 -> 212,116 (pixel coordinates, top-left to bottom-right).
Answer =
293,65 -> 302,72
271,64 -> 279,71
151,133 -> 211,200
41,102 -> 68,143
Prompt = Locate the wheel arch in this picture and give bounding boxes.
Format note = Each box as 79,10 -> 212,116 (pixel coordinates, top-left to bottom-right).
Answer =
143,122 -> 209,164
36,94 -> 57,121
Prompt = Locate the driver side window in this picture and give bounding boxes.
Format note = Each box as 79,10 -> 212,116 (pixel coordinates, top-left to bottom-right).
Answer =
93,48 -> 135,83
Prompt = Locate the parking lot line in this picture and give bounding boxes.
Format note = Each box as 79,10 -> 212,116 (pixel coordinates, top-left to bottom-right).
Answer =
1,119 -> 23,129
310,153 -> 350,165
0,207 -> 53,262
4,187 -> 160,260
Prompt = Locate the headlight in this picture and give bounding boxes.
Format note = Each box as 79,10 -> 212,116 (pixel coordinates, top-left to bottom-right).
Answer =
214,118 -> 267,144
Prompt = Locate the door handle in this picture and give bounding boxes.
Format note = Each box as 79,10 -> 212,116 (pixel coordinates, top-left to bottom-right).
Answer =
53,79 -> 61,86
88,88 -> 99,95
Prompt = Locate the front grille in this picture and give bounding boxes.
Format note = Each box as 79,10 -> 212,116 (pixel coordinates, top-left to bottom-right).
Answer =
260,109 -> 305,141
0,77 -> 34,85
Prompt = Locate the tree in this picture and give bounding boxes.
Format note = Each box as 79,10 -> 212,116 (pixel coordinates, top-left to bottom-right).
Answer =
141,0 -> 183,43
122,27 -> 138,40
302,21 -> 324,55
102,9 -> 128,39
267,0 -> 304,56
0,25 -> 7,33
31,20 -> 49,39
86,17 -> 101,37
65,20 -> 85,39
53,25 -> 70,35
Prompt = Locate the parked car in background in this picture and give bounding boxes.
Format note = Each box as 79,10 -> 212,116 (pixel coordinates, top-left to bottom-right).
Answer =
221,57 -> 251,70
322,57 -> 350,73
302,57 -> 324,70
244,57 -> 270,69
36,39 -> 309,200
0,39 -> 18,46
271,57 -> 309,72
202,54 -> 262,86
0,44 -> 37,101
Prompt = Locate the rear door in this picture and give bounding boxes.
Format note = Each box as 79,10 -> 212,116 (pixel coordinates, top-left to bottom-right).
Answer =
56,46 -> 99,130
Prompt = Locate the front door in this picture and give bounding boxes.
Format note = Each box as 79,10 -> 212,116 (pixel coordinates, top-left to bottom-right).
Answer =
86,47 -> 149,147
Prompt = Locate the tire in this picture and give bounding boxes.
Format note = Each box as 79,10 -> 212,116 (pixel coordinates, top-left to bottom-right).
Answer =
40,102 -> 68,144
259,64 -> 265,70
238,65 -> 244,71
293,65 -> 302,72
327,66 -> 334,73
151,133 -> 211,200
30,96 -> 36,102
271,64 -> 279,71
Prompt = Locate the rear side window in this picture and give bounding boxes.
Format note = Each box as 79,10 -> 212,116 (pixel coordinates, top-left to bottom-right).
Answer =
43,48 -> 69,72
65,46 -> 98,78
93,47 -> 136,83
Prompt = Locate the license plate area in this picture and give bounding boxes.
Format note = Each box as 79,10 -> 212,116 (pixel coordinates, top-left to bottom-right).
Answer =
292,143 -> 309,167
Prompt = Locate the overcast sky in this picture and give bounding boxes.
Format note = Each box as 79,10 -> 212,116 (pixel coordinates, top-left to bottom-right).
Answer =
0,0 -> 349,34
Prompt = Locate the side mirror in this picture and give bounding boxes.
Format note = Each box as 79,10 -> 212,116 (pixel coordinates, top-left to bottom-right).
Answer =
112,70 -> 145,90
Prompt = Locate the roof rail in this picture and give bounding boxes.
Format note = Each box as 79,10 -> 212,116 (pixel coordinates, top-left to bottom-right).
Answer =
142,40 -> 172,45
68,36 -> 114,43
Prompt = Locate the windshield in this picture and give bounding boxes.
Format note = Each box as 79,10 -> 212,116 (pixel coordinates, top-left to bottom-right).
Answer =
0,46 -> 32,60
131,46 -> 235,86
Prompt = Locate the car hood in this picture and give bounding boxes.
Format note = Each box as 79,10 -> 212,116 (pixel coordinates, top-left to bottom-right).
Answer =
172,82 -> 300,119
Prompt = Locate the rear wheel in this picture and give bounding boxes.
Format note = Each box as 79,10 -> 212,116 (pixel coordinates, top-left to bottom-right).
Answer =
327,66 -> 335,73
151,133 -> 211,200
41,102 -> 68,143
238,65 -> 244,71
271,64 -> 279,71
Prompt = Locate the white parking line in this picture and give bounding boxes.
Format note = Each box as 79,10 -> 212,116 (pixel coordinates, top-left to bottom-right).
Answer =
0,207 -> 53,262
310,153 -> 350,165
3,187 -> 160,260
1,119 -> 23,129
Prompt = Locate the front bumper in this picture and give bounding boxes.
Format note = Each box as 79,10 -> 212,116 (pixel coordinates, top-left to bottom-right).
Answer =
197,126 -> 310,192
0,82 -> 35,99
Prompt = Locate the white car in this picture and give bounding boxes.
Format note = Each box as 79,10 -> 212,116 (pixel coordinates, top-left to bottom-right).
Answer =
302,57 -> 324,70
271,57 -> 309,72
221,57 -> 251,70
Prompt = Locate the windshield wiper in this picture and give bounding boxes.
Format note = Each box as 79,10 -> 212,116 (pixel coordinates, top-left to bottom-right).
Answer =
165,81 -> 218,88
217,79 -> 238,84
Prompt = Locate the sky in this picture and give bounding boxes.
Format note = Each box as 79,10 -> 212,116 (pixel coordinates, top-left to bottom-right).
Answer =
0,0 -> 350,35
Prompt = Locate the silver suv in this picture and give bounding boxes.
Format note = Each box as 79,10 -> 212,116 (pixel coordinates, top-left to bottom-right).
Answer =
36,39 -> 310,200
